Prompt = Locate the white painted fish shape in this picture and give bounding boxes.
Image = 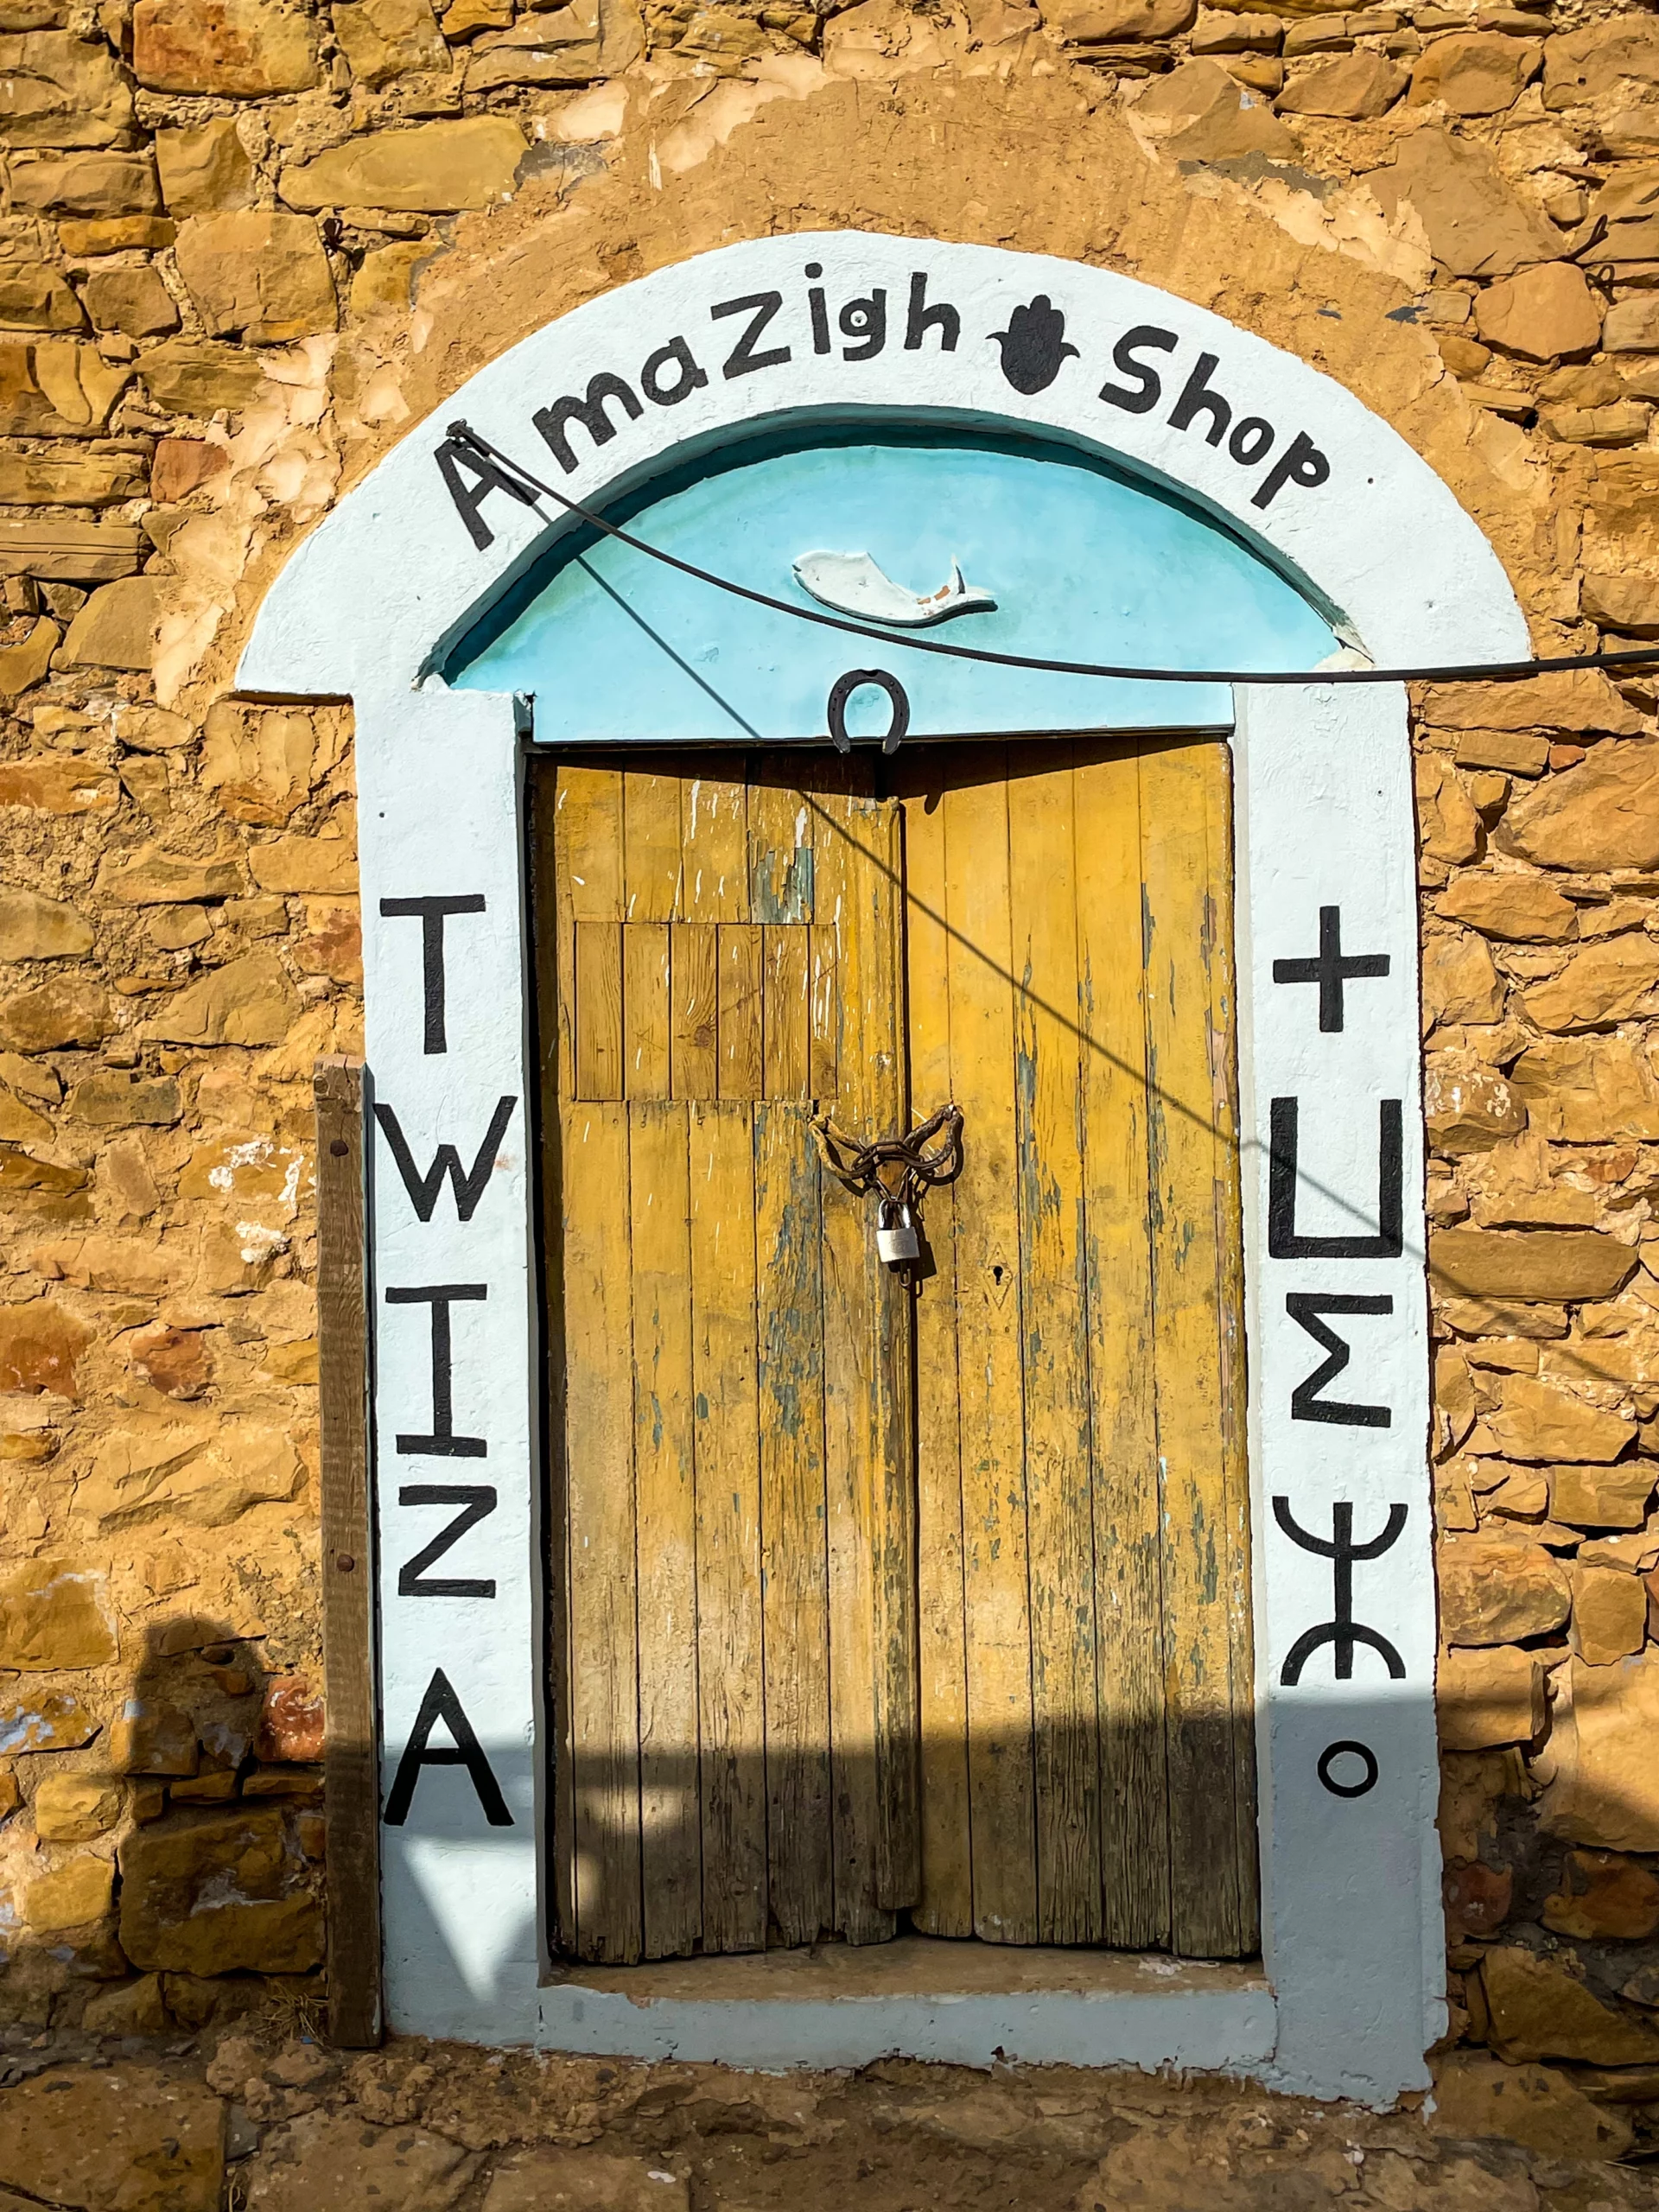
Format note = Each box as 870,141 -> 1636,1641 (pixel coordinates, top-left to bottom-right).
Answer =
791,550 -> 997,628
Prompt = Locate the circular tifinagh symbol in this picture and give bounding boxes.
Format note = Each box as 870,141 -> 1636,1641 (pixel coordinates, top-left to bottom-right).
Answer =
827,669 -> 911,755
1317,1739 -> 1379,1799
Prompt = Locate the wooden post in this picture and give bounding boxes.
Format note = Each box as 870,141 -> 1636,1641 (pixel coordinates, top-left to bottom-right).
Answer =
314,1055 -> 383,2048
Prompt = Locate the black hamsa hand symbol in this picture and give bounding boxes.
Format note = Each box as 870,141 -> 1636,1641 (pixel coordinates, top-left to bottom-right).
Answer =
988,296 -> 1080,394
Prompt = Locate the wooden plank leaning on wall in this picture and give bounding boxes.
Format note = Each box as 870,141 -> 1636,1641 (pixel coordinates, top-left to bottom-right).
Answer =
314,1055 -> 384,2048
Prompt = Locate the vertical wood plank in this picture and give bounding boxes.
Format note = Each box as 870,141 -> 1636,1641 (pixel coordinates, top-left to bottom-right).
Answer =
314,1055 -> 382,2047
763,926 -> 810,1101
750,772 -> 814,924
671,924 -> 718,1103
1141,737 -> 1253,1961
1074,741 -> 1170,1949
561,1097 -> 642,1961
718,923 -> 764,1101
895,767 -> 973,1939
559,763 -> 625,921
1007,743 -> 1102,1945
575,921 -> 623,1102
690,1100 -> 767,1951
624,925 -> 671,1102
683,772 -> 749,923
755,1099 -> 833,1945
816,770 -> 914,1938
625,762 -> 683,923
944,753 -> 1037,1945
809,925 -> 838,1102
630,1100 -> 702,1959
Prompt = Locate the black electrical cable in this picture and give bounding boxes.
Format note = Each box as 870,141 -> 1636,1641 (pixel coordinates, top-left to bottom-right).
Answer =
448,422 -> 1659,690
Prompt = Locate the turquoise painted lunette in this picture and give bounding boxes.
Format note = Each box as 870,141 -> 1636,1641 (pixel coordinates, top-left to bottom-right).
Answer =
449,430 -> 1339,741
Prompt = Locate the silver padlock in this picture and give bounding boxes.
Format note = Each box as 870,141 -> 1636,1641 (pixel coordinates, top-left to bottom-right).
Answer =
875,1197 -> 920,1265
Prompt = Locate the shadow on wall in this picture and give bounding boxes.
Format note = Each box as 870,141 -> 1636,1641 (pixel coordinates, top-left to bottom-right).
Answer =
0,1611 -> 325,2039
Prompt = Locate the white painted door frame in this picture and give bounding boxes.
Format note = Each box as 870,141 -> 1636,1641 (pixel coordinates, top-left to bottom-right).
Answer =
240,232 -> 1526,2102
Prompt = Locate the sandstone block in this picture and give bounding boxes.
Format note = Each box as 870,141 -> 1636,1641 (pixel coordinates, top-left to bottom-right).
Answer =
1439,1534 -> 1569,1645
130,1325 -> 211,1399
0,976 -> 111,1051
0,2063 -> 224,2211
66,1071 -> 181,1124
1429,1226 -> 1637,1304
150,439 -> 227,503
0,338 -> 128,436
1409,30 -> 1538,115
34,1773 -> 122,1842
1537,1649 -> 1659,1847
32,1230 -> 180,1296
1475,262 -> 1600,363
483,2151 -> 690,2212
0,33 -> 133,148
201,700 -> 316,822
0,1300 -> 91,1396
79,1415 -> 304,1529
1422,929 -> 1504,1027
1363,128 -> 1560,278
175,212 -> 336,344
257,1676 -> 322,1763
60,214 -> 175,253
0,889 -> 92,960
1429,2050 -> 1633,2160
1274,50 -> 1405,117
0,1560 -> 113,1669
1423,669 -> 1644,737
0,618 -> 58,705
248,834 -> 355,893
1437,1643 -> 1544,1747
23,1854 -> 112,1930
280,116 -> 527,213
336,0 -> 448,82
156,117 -> 255,215
59,576 -> 163,671
143,950 -> 299,1047
138,337 -> 268,415
1133,57 -> 1298,159
1523,936 -> 1659,1033
1483,1942 -> 1659,2064
1545,1848 -> 1659,1939
118,1804 -> 322,1973
1571,1563 -> 1650,1662
111,1700 -> 199,1776
0,1085 -> 52,1144
1584,572 -> 1659,636
8,152 -> 160,215
0,1149 -> 89,1205
0,449 -> 145,505
133,0 -> 320,90
96,840 -> 242,905
246,2112 -> 476,2211
80,268 -> 180,340
0,518 -> 143,583
1489,1371 -> 1638,1463
1510,1033 -> 1659,1141
1453,730 -> 1552,777
0,757 -> 115,814
1603,295 -> 1659,355
0,264 -> 84,330
1437,872 -> 1578,943
351,238 -> 429,315
80,1972 -> 168,2037
1039,0 -> 1193,37
0,1688 -> 96,1754
1544,15 -> 1659,111
1424,1057 -> 1527,1153
1551,1460 -> 1656,1528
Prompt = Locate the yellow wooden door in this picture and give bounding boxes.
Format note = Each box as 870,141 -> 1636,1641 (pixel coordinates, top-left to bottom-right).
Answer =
898,735 -> 1257,1960
533,736 -> 1255,1967
532,753 -> 918,1962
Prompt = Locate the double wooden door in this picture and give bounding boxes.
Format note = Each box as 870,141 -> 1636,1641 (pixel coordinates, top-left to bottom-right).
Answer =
531,739 -> 1256,1967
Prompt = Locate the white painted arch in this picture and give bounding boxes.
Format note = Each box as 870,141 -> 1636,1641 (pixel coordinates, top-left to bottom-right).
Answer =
240,233 -> 1528,2105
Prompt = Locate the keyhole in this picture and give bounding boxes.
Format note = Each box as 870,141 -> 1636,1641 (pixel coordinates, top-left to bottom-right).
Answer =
991,1264 -> 1005,1285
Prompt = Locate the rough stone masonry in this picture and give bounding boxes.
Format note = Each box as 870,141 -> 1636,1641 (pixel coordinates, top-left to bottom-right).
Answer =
10,0 -> 1659,2165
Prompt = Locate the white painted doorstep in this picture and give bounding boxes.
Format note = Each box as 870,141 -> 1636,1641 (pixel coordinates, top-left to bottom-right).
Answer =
240,233 -> 1528,2103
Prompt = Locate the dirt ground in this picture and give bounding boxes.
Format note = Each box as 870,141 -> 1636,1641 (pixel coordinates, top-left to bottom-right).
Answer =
3,2000 -> 1659,2212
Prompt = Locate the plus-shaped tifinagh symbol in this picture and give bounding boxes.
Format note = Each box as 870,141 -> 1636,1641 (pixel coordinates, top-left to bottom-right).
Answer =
1271,906 -> 1390,1033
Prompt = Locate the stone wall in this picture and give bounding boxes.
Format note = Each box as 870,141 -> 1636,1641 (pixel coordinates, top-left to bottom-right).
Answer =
4,0 -> 1659,2112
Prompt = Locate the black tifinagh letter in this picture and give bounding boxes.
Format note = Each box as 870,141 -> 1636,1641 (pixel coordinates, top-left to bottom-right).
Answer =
379,893 -> 486,1055
710,290 -> 791,378
1253,427 -> 1331,510
435,436 -> 539,552
386,1283 -> 488,1458
1268,1096 -> 1403,1261
383,1666 -> 513,1827
905,270 -> 959,353
1272,906 -> 1390,1033
1273,1497 -> 1408,1685
532,372 -> 643,474
375,1094 -> 518,1224
1099,324 -> 1177,415
1287,1294 -> 1394,1429
397,1484 -> 498,1598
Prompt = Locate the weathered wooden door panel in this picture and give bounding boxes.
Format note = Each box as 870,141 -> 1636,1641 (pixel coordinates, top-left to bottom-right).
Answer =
895,735 -> 1257,1960
533,754 -> 913,1963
